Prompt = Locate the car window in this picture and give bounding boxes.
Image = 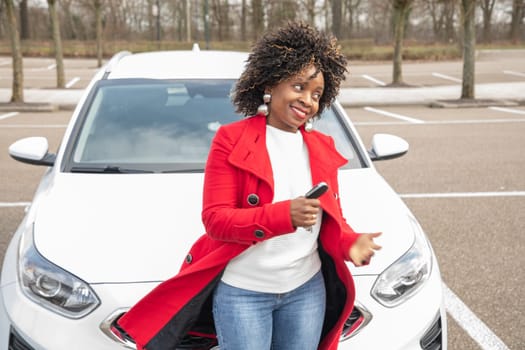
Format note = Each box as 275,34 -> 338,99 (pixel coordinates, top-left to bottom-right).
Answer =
66,79 -> 364,173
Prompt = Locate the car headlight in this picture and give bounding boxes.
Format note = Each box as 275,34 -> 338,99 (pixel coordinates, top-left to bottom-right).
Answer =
371,215 -> 433,307
17,224 -> 100,318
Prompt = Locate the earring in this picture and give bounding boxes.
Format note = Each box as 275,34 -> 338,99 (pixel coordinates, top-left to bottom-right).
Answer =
304,118 -> 314,132
257,93 -> 272,116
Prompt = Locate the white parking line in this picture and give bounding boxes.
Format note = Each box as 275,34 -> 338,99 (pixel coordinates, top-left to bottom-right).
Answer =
0,112 -> 19,121
47,63 -> 56,70
503,70 -> 525,78
66,77 -> 81,88
354,118 -> 525,126
443,284 -> 510,350
400,191 -> 525,198
488,106 -> 525,115
363,106 -> 425,124
361,74 -> 386,86
432,72 -> 462,83
0,202 -> 30,208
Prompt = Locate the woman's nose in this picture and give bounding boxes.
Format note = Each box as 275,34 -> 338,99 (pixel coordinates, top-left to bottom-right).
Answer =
299,92 -> 312,106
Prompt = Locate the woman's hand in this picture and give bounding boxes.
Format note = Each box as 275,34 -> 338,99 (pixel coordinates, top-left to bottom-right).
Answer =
290,196 -> 320,228
350,232 -> 382,266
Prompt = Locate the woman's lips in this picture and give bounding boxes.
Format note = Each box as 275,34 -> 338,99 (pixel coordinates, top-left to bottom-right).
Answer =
291,106 -> 307,119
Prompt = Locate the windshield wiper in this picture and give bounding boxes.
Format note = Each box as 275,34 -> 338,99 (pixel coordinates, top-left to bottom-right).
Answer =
70,166 -> 154,173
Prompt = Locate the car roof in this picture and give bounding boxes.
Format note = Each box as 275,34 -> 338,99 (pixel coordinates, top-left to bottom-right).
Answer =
106,50 -> 249,80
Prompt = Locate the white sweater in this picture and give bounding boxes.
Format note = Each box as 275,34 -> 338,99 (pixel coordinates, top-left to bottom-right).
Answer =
221,125 -> 322,293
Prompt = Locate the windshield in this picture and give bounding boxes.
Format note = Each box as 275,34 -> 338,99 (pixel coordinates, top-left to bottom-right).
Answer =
65,79 -> 364,173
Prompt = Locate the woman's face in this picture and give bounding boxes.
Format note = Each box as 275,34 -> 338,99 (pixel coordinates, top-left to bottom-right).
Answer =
266,64 -> 324,133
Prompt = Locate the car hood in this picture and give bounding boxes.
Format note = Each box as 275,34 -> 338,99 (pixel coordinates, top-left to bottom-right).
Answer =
33,169 -> 414,284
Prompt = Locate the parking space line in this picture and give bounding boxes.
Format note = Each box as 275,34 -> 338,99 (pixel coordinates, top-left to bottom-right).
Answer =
0,112 -> 19,121
503,70 -> 525,78
0,202 -> 30,208
443,284 -> 510,350
361,74 -> 386,86
47,63 -> 56,70
363,107 -> 425,124
488,106 -> 525,115
400,191 -> 525,198
65,77 -> 81,88
432,72 -> 462,83
354,118 -> 525,126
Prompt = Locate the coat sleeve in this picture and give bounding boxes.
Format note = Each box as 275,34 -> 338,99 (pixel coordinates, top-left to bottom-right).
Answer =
202,126 -> 295,245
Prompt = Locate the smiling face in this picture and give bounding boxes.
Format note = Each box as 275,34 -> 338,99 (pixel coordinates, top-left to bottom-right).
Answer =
266,65 -> 325,133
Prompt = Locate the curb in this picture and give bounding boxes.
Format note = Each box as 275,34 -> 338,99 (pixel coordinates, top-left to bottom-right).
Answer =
0,102 -> 57,113
429,99 -> 521,108
341,98 -> 524,109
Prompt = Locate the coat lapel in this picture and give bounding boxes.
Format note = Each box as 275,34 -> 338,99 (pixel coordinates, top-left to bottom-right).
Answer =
227,114 -> 274,190
301,126 -> 348,185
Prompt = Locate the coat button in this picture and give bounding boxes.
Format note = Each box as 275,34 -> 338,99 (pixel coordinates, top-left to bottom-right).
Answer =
247,193 -> 259,206
185,254 -> 193,264
254,229 -> 264,239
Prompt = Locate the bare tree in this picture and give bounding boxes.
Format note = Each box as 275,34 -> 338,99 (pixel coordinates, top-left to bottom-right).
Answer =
19,0 -> 29,39
47,0 -> 65,88
186,0 -> 191,42
95,0 -> 103,67
3,0 -> 23,102
240,0 -> 247,40
60,0 -> 78,39
391,0 -> 413,85
267,0 -> 298,28
460,0 -> 476,99
211,0 -> 230,41
344,0 -> 362,38
509,0 -> 524,42
423,0 -> 457,42
479,0 -> 496,43
303,0 -> 317,26
252,0 -> 264,39
332,0 -> 342,38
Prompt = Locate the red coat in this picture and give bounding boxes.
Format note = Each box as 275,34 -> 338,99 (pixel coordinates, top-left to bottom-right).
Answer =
118,114 -> 360,350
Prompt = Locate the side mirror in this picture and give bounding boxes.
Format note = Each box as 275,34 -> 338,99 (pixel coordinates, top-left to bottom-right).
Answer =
8,137 -> 56,166
368,133 -> 409,161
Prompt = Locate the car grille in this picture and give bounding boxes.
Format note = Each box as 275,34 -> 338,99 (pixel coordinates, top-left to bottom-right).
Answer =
104,311 -> 218,350
105,303 -> 371,349
340,303 -> 372,341
420,314 -> 443,350
8,328 -> 35,350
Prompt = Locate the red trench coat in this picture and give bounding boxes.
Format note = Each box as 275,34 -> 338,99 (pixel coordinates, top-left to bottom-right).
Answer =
118,113 -> 360,350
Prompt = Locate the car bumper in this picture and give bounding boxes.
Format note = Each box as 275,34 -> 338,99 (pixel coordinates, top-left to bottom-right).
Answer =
1,234 -> 446,350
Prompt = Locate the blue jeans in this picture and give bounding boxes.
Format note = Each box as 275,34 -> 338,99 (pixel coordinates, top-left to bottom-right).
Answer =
212,270 -> 326,350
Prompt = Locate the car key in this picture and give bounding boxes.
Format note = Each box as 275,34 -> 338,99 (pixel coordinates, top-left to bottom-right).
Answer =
305,182 -> 328,199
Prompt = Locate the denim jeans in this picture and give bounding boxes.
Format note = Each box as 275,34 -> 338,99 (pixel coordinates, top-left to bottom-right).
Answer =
212,270 -> 326,350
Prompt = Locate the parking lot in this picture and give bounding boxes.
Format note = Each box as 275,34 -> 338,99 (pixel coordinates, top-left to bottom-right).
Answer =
1,53 -> 524,349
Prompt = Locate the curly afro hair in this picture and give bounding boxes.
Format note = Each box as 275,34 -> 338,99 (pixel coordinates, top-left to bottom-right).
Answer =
232,21 -> 348,117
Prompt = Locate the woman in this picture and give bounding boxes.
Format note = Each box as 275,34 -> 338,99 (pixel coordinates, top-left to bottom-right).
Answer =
118,22 -> 381,350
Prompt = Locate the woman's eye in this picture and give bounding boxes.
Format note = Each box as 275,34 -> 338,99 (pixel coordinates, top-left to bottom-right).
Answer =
293,84 -> 302,91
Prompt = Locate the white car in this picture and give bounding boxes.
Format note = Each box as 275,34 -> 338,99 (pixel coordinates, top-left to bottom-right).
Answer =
0,49 -> 446,350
